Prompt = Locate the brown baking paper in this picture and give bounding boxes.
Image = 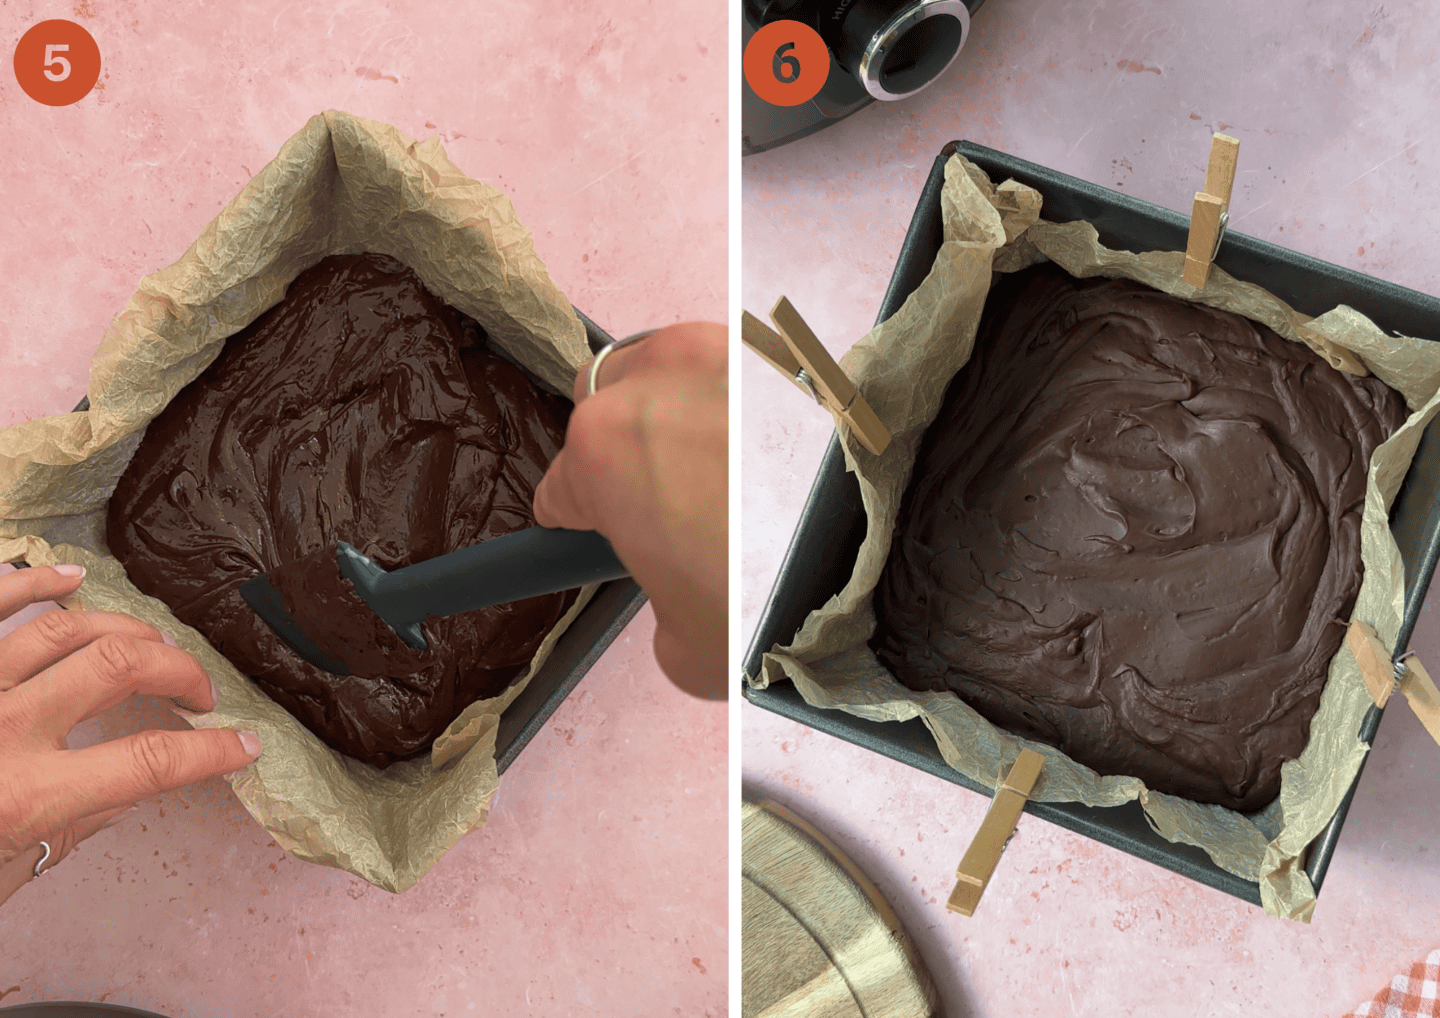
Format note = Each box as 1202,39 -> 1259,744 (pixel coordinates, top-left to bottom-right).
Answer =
0,110 -> 598,893
753,155 -> 1440,921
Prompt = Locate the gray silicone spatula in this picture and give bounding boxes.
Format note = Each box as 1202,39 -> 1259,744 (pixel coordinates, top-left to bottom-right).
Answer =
238,527 -> 628,675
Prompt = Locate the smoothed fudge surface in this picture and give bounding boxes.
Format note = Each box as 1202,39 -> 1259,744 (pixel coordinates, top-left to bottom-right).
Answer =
872,263 -> 1406,810
108,253 -> 576,768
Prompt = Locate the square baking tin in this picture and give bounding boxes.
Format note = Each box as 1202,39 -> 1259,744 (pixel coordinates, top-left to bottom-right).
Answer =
37,308 -> 645,775
743,140 -> 1440,906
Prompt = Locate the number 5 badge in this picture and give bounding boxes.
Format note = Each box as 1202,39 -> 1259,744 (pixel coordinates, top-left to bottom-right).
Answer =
743,20 -> 829,107
13,20 -> 102,107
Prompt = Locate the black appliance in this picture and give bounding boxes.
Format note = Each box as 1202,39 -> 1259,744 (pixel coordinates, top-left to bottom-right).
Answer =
742,0 -> 986,155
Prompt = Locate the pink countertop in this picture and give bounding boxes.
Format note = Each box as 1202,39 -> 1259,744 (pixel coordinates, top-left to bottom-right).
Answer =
743,0 -> 1440,1015
0,0 -> 726,1014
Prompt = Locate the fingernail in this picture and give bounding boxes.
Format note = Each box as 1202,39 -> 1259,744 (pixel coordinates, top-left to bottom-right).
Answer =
161,631 -> 179,649
101,806 -> 138,831
238,731 -> 262,758
53,564 -> 85,579
209,677 -> 220,709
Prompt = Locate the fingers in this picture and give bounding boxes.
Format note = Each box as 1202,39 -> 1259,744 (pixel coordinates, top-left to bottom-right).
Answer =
0,609 -> 174,693
27,727 -> 261,823
6,633 -> 216,744
0,802 -> 133,908
0,564 -> 86,623
532,446 -> 590,531
0,727 -> 254,905
572,357 -> 595,404
534,390 -> 646,533
550,324 -> 728,528
574,322 -> 727,405
572,331 -> 652,403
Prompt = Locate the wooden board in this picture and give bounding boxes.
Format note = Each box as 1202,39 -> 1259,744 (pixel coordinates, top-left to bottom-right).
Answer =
741,799 -> 941,1018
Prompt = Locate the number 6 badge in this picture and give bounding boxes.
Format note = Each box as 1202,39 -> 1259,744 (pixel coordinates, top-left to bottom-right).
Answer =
743,20 -> 830,107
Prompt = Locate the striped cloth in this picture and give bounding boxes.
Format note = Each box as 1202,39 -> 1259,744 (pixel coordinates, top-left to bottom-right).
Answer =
1345,950 -> 1440,1017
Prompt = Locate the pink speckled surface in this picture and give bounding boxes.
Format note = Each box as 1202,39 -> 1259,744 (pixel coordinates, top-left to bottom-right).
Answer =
1,0 -> 725,1014
743,0 -> 1440,1015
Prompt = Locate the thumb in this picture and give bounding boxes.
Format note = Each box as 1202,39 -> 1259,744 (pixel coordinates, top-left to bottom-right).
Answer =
532,447 -> 596,532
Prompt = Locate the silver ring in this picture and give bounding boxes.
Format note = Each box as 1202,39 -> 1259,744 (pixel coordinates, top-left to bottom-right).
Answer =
33,840 -> 52,878
858,0 -> 970,102
587,330 -> 657,397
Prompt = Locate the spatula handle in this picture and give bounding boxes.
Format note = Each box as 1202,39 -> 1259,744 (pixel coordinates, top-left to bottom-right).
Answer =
363,527 -> 628,626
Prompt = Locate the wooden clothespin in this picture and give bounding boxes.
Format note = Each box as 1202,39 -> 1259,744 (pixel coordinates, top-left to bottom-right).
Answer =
741,298 -> 891,455
947,748 -> 1044,917
1183,132 -> 1241,289
1346,619 -> 1440,747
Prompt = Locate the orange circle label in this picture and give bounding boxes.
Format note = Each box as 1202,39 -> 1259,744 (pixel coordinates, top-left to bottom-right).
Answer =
743,20 -> 829,107
13,20 -> 101,107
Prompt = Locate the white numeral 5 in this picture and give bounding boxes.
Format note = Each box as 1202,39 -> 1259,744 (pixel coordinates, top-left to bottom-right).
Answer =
44,44 -> 71,82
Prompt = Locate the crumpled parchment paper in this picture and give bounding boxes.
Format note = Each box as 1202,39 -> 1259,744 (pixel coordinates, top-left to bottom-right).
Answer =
0,110 -> 597,892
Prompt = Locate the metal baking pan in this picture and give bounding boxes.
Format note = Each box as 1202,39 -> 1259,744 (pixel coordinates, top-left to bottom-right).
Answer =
743,140 -> 1440,906
12,307 -> 645,774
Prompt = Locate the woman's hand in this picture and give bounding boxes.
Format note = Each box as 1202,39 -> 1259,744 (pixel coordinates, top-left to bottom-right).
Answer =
0,564 -> 261,907
534,322 -> 728,699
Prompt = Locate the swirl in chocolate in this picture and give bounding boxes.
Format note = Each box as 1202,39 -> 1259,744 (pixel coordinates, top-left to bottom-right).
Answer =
872,264 -> 1406,810
107,254 -> 576,768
